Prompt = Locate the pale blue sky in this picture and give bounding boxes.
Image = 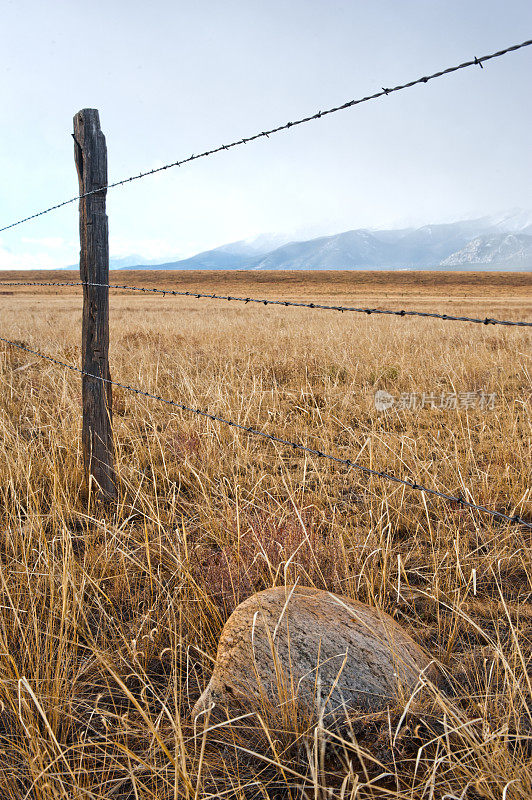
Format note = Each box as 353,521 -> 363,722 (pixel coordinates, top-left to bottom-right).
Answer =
1,0 -> 531,268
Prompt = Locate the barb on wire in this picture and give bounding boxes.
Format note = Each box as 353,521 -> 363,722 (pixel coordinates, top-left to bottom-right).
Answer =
2,281 -> 531,328
1,334 -> 530,529
1,38 -> 531,234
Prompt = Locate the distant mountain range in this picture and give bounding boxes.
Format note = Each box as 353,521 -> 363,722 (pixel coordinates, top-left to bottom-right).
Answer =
114,211 -> 532,271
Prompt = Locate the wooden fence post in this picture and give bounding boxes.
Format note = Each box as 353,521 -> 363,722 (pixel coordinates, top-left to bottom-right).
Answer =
73,108 -> 117,501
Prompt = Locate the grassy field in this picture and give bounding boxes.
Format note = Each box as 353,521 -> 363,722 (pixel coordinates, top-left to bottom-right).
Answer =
0,269 -> 531,799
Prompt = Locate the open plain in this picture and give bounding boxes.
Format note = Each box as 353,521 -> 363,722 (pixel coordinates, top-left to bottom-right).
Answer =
0,269 -> 531,799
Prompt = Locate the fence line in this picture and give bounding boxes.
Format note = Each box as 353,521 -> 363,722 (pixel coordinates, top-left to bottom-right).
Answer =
1,334 -> 530,530
1,40 -> 530,520
2,38 -> 531,234
2,282 -> 531,328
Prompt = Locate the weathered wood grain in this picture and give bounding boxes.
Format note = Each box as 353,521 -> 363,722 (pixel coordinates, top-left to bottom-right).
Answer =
74,109 -> 117,500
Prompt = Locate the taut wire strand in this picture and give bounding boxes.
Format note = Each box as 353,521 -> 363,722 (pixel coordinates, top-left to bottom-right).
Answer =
1,38 -> 531,233
1,282 -> 530,328
1,334 -> 530,530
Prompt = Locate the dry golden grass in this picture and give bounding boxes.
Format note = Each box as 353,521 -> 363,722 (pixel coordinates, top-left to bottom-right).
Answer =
0,269 -> 530,799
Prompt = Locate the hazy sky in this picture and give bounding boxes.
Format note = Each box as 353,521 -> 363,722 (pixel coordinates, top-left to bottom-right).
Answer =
1,0 -> 531,268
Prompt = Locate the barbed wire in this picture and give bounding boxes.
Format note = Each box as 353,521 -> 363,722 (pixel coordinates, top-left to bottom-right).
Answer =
1,38 -> 531,234
1,334 -> 530,529
2,281 -> 531,328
